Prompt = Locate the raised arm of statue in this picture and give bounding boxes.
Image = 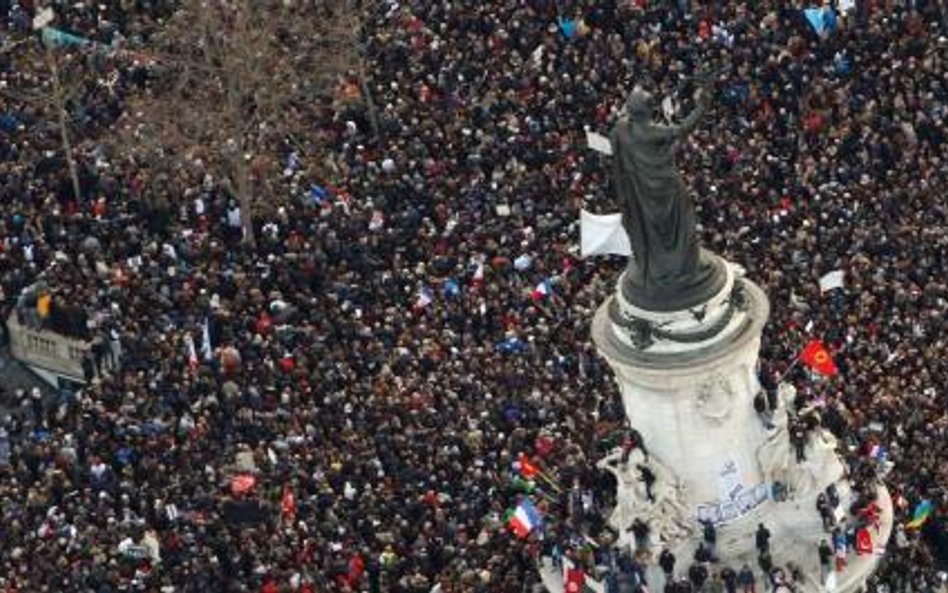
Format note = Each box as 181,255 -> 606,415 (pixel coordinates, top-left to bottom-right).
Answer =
680,86 -> 711,134
657,85 -> 711,141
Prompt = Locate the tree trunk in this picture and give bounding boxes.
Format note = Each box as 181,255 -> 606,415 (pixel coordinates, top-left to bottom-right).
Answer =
45,46 -> 82,205
358,58 -> 380,139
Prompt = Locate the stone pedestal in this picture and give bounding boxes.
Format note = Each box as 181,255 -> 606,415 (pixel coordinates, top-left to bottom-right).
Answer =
593,261 -> 770,520
539,255 -> 892,593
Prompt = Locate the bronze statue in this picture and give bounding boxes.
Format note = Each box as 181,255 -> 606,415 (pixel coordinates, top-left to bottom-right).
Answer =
610,80 -> 725,311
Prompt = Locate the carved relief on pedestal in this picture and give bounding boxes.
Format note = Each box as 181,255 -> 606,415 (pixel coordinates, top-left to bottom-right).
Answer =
598,448 -> 694,548
693,373 -> 735,422
755,384 -> 845,500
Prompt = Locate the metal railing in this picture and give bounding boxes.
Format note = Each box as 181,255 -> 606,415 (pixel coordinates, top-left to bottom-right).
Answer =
6,313 -> 90,382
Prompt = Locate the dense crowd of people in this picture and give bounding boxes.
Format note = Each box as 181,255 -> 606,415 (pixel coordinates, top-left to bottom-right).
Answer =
0,0 -> 946,591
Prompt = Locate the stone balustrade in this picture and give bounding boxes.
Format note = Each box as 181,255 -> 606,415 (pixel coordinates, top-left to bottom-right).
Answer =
6,313 -> 90,383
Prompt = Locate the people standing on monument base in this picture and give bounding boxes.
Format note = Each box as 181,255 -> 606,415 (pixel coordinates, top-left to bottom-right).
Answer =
639,463 -> 658,502
660,547 -> 678,579
818,539 -> 834,580
758,548 -> 774,576
756,524 -> 772,556
753,391 -> 775,430
688,560 -> 710,590
738,563 -> 757,593
694,541 -> 713,564
702,518 -> 718,559
817,491 -> 835,530
790,420 -> 809,463
833,528 -> 849,573
720,565 -> 739,593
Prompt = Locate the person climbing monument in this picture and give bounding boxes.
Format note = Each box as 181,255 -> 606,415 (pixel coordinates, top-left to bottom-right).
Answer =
738,564 -> 756,593
701,518 -> 718,559
660,548 -> 677,578
638,464 -> 657,502
755,523 -> 771,555
631,518 -> 651,551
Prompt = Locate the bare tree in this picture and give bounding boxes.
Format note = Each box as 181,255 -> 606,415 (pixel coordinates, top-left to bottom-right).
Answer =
114,0 -> 360,246
1,25 -> 98,205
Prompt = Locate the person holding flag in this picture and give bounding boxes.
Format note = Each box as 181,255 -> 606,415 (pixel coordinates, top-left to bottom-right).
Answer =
517,451 -> 540,479
906,499 -> 934,530
516,452 -> 563,494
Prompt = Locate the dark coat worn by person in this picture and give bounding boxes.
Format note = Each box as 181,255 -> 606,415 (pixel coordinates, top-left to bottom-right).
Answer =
660,548 -> 676,576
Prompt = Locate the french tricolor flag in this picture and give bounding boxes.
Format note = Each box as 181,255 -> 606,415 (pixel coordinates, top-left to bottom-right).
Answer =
471,262 -> 485,286
531,279 -> 552,302
414,287 -> 434,310
185,333 -> 199,372
507,499 -> 542,539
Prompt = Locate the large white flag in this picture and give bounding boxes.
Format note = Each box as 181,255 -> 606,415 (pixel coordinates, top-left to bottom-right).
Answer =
818,270 -> 845,293
580,210 -> 631,257
585,130 -> 613,155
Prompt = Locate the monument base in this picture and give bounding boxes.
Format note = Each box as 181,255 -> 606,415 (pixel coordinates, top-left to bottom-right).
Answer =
538,254 -> 891,592
593,273 -> 771,514
620,249 -> 728,313
539,481 -> 893,593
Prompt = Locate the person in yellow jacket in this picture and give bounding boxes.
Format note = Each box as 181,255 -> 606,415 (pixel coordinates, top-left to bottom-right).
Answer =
36,292 -> 51,320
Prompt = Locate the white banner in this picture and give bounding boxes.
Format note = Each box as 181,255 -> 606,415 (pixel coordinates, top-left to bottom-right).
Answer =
717,458 -> 743,502
585,130 -> 613,155
580,210 -> 632,257
819,270 -> 845,293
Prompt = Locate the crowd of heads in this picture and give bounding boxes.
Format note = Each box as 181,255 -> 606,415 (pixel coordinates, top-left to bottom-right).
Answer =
0,0 -> 946,591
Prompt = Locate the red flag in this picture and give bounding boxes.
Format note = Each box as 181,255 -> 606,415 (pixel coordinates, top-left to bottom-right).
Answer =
565,567 -> 585,593
800,339 -> 838,376
231,474 -> 256,495
518,452 -> 540,479
281,484 -> 296,521
855,527 -> 873,555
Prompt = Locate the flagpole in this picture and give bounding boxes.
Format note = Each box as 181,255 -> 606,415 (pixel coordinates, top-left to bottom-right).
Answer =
534,489 -> 559,504
518,453 -> 563,493
536,469 -> 563,494
775,353 -> 802,384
